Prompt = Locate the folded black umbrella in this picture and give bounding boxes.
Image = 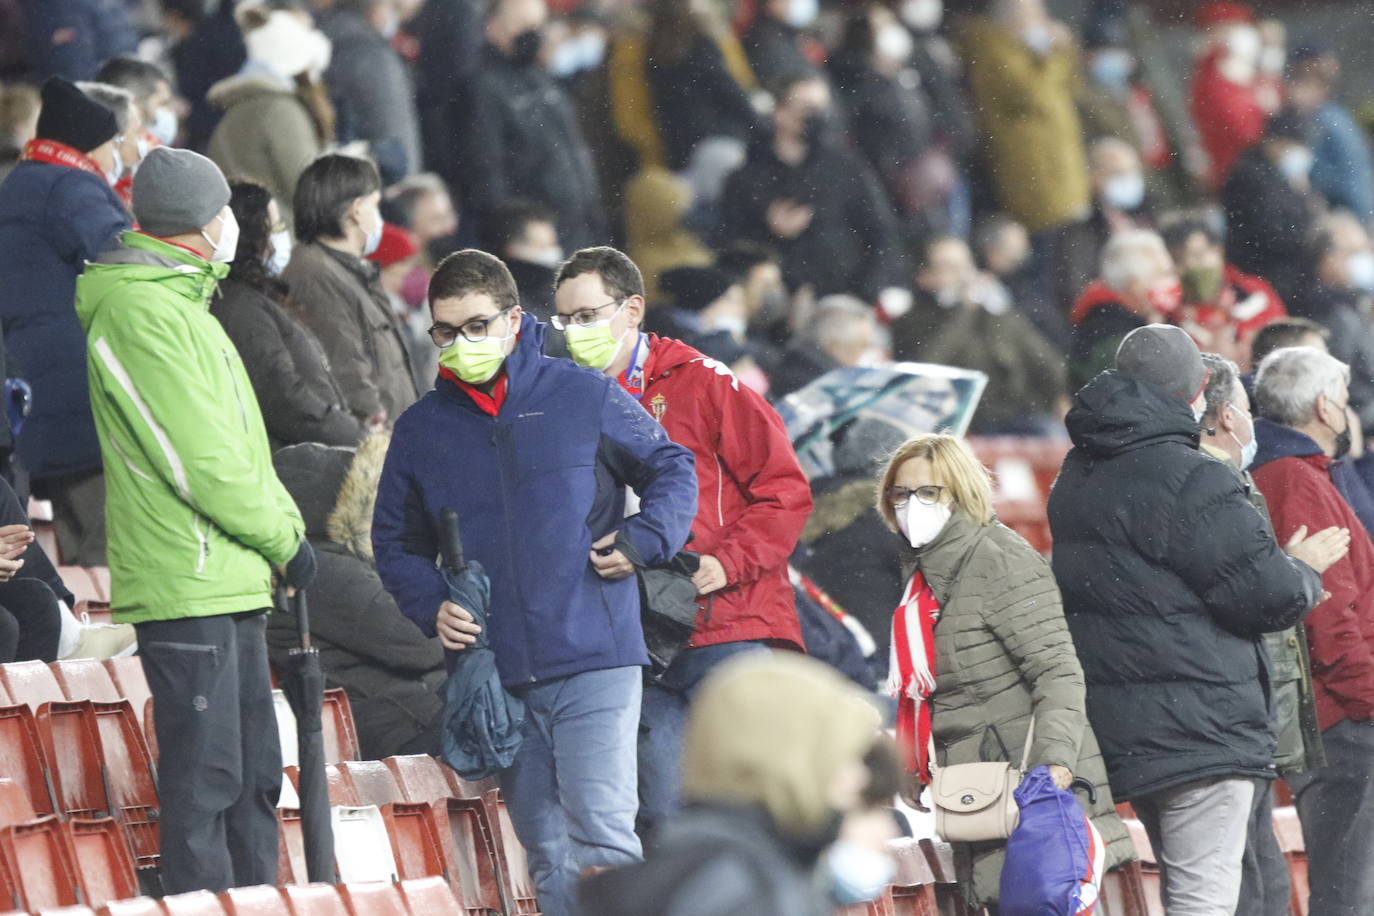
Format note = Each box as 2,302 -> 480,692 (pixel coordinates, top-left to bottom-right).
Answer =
278,588 -> 336,884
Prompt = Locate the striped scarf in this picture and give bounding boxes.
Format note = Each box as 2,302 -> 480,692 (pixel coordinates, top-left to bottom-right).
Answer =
885,571 -> 940,781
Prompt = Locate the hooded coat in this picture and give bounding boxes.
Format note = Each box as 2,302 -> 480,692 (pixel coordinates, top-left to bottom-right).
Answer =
624,169 -> 713,304
1048,372 -> 1321,802
269,435 -> 446,760
1067,281 -> 1147,392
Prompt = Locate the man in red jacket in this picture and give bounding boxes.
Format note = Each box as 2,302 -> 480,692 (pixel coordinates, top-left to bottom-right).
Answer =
1250,345 -> 1374,914
553,246 -> 812,840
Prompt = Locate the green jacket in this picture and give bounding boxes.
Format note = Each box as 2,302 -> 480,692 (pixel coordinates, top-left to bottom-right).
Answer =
916,510 -> 1132,906
1200,443 -> 1325,774
76,232 -> 305,624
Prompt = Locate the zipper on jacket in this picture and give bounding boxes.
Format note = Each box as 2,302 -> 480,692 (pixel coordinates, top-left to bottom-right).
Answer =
491,420 -> 536,683
192,513 -> 209,574
224,349 -> 249,431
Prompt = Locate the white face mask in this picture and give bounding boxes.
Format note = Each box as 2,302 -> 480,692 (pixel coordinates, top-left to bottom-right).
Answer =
784,0 -> 818,29
1226,26 -> 1261,63
875,24 -> 914,64
1279,147 -> 1314,183
104,141 -> 124,187
896,498 -> 952,549
1229,404 -> 1258,469
267,229 -> 293,276
900,0 -> 942,32
1022,23 -> 1053,55
360,202 -> 383,256
1347,250 -> 1374,292
203,209 -> 240,263
825,842 -> 896,907
150,107 -> 178,146
1101,172 -> 1146,211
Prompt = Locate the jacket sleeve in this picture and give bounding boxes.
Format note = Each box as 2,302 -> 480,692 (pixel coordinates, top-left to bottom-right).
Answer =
598,382 -> 698,567
263,101 -> 321,216
1169,459 -> 1320,637
90,304 -> 303,566
981,560 -> 1086,771
0,477 -> 73,607
705,372 -> 812,589
1256,464 -> 1374,721
371,428 -> 449,638
53,176 -> 129,265
288,267 -> 384,421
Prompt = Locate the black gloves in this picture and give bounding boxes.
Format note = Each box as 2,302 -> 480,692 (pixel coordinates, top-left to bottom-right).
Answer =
283,539 -> 318,590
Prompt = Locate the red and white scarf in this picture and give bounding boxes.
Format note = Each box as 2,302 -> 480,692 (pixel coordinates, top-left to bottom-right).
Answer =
885,571 -> 940,782
21,139 -> 103,176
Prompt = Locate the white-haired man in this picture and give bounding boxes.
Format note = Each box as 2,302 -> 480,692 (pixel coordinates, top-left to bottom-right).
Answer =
1067,228 -> 1181,390
1251,346 -> 1374,914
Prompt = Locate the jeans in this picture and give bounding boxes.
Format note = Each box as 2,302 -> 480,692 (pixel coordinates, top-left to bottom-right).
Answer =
1288,719 -> 1374,915
637,640 -> 767,840
1235,778 -> 1290,916
135,611 -> 281,894
0,578 -> 62,662
1133,776 -> 1254,915
499,666 -> 643,916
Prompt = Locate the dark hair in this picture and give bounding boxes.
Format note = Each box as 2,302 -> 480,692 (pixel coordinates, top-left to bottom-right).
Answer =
1200,352 -> 1241,425
1251,317 -> 1329,367
1159,215 -> 1223,258
554,246 -> 645,301
381,175 -> 453,230
227,180 -> 286,298
429,249 -> 519,312
860,737 -> 901,809
481,199 -> 556,256
715,240 -> 779,283
646,0 -> 708,67
294,154 -> 380,243
94,57 -> 168,103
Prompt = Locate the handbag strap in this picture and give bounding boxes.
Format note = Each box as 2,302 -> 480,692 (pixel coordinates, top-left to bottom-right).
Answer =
928,717 -> 1036,773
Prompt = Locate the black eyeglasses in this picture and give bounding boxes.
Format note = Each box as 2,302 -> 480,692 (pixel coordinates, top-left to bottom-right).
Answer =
887,485 -> 946,508
550,299 -> 623,331
429,306 -> 514,348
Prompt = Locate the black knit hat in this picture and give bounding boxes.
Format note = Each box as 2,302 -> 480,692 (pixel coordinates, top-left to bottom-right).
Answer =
660,266 -> 733,312
35,77 -> 119,154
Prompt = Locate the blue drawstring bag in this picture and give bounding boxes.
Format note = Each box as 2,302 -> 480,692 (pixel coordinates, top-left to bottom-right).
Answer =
1000,765 -> 1106,915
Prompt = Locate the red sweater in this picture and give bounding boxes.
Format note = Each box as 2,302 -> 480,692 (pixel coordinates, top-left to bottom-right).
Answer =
1252,452 -> 1374,730
637,335 -> 812,650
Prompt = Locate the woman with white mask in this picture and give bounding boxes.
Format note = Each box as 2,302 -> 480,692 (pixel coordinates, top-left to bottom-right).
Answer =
875,433 -> 1132,911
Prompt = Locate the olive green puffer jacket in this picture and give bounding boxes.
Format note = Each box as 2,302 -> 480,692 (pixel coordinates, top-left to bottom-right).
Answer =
914,510 -> 1133,907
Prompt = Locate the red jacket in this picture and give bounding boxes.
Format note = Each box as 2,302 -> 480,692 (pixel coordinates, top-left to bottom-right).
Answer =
639,335 -> 811,651
1252,452 -> 1374,730
1174,264 -> 1286,368
1191,50 -> 1267,189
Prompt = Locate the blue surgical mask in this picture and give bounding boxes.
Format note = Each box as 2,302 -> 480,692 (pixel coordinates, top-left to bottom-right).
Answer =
266,229 -> 292,276
1090,49 -> 1134,89
1279,148 -> 1314,183
361,205 -> 383,257
1102,172 -> 1146,211
150,107 -> 178,146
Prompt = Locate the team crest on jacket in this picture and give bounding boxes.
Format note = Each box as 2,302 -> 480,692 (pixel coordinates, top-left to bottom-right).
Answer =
649,393 -> 668,422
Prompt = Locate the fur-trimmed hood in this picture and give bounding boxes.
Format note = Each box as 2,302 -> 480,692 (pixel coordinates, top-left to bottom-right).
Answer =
326,431 -> 389,561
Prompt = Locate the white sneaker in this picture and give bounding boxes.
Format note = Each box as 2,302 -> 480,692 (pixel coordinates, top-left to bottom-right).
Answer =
62,618 -> 137,660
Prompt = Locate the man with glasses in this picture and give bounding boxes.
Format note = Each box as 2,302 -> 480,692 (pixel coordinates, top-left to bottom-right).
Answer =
1251,346 -> 1374,913
552,246 -> 812,842
372,249 -> 697,916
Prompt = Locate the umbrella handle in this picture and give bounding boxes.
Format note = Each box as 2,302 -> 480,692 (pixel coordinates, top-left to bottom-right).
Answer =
291,589 -> 311,650
441,507 -> 468,575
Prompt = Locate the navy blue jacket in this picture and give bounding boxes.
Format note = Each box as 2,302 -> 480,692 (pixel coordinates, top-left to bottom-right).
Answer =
1253,417 -> 1374,539
21,0 -> 137,81
373,314 -> 698,686
0,160 -> 129,481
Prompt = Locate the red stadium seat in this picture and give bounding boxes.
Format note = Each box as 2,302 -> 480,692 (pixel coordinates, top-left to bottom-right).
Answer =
278,884 -> 349,916
0,778 -> 36,827
219,885 -> 291,916
0,705 -> 56,817
333,807 -> 399,884
52,660 -> 122,703
54,569 -> 104,605
383,757 -> 451,806
321,690 -> 361,764
438,763 -> 496,802
335,882 -> 407,916
1100,861 -> 1157,916
1273,805 -> 1307,916
483,791 -> 538,915
102,659 -> 151,723
277,812 -> 308,887
1122,817 -> 1164,914
337,763 -> 404,810
64,817 -> 139,907
0,815 -> 83,911
887,839 -> 938,916
0,661 -> 67,710
383,803 -> 447,882
99,897 -> 167,916
395,876 -> 461,914
160,892 -> 227,916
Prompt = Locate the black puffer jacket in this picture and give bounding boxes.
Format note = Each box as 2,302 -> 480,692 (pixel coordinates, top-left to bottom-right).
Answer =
1047,371 -> 1321,801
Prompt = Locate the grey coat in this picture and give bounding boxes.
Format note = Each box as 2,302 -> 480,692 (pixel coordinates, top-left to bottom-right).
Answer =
915,510 -> 1133,906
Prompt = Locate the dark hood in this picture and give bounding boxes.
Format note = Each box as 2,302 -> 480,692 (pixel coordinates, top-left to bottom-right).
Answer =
1252,417 -> 1324,470
1066,370 -> 1201,457
274,442 -> 354,539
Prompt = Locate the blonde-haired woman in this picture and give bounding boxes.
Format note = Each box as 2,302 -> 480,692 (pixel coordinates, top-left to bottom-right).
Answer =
877,434 -> 1131,910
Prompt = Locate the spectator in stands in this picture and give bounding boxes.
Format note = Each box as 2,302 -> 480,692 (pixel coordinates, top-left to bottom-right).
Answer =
272,436 -> 445,759
554,247 -> 811,839
1161,216 -> 1286,372
877,433 -> 1130,908
1250,317 -> 1329,372
1060,137 -> 1155,297
1288,46 -> 1374,227
211,180 -> 362,450
900,0 -> 977,179
1251,346 -> 1374,914
373,250 -> 696,916
962,0 -> 1089,240
0,83 -> 39,181
94,57 -> 178,150
320,0 -> 423,183
367,221 -> 436,388
1048,325 -> 1326,915
161,0 -> 245,151
207,4 -> 333,227
20,0 -> 137,83
284,154 -> 418,430
720,72 -> 903,301
581,652 -> 884,915
892,235 -> 1067,435
409,0 -> 484,190
481,199 -> 563,322
76,147 -> 315,894
973,212 -> 1072,352
1290,212 -> 1374,434
0,77 -> 130,566
1068,229 -> 1180,391
654,265 -> 749,348
1222,109 -> 1319,303
383,172 -> 460,264
76,82 -> 143,210
742,0 -> 817,90
1190,2 -> 1267,189
456,0 -> 607,252
769,295 -> 878,400
623,168 -> 712,304
716,240 -> 788,352
1197,353 -> 1330,916
644,0 -> 758,174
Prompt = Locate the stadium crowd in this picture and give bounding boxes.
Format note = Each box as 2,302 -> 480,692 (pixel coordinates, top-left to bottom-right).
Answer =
2,0 -> 1374,912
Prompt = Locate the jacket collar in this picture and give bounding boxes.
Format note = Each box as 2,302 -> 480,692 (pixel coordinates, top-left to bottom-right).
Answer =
92,231 -> 228,307
436,312 -> 547,415
1252,417 -> 1328,470
913,509 -> 986,601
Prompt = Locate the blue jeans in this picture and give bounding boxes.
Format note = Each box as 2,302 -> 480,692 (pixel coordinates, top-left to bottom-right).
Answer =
637,641 -> 767,839
498,666 -> 643,916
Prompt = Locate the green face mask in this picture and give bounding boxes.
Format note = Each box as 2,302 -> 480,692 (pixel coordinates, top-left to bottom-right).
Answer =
439,327 -> 513,384
1181,265 -> 1224,304
565,321 -> 628,371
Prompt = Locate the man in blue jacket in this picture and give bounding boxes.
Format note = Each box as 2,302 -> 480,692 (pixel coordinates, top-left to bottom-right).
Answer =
373,249 -> 697,916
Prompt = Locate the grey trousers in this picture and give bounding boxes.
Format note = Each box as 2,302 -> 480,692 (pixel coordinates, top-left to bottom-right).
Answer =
1288,719 -> 1374,915
1134,776 -> 1255,916
136,611 -> 282,894
1235,778 -> 1289,916
47,471 -> 106,567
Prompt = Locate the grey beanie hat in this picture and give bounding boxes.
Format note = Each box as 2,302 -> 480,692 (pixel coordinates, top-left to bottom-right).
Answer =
1115,324 -> 1208,400
132,147 -> 231,237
